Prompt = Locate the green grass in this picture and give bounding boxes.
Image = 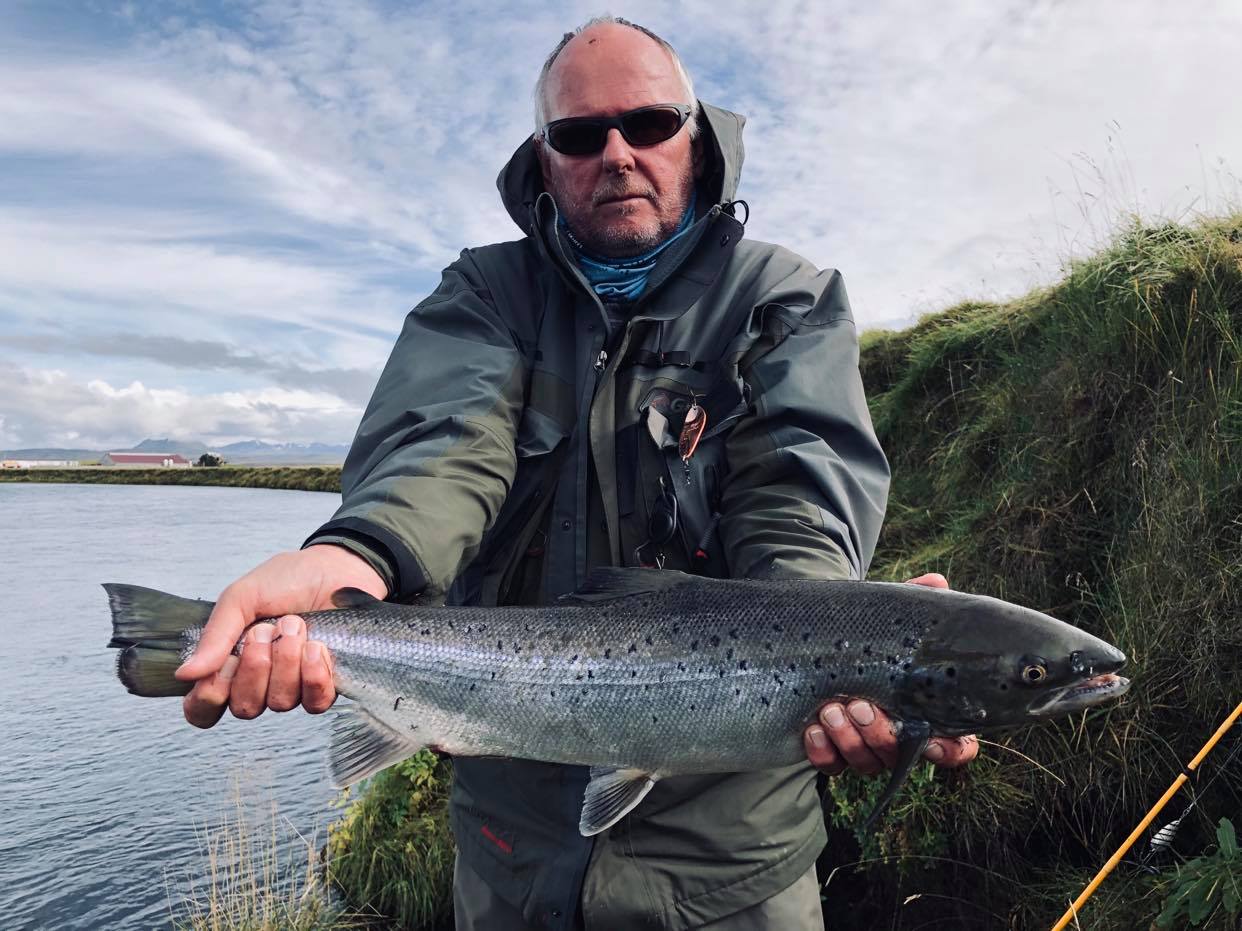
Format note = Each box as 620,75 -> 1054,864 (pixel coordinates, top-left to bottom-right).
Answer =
0,465 -> 341,492
825,212 -> 1242,928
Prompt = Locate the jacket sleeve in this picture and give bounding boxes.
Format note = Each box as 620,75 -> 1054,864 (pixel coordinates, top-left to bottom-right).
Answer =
718,265 -> 890,582
304,251 -> 526,599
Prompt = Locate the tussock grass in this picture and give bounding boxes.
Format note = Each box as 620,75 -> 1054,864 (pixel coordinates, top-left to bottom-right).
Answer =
171,790 -> 367,931
827,212 -> 1242,928
326,751 -> 455,931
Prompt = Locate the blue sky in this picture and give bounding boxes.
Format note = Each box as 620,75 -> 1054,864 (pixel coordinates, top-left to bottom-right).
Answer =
2,0 -> 1239,449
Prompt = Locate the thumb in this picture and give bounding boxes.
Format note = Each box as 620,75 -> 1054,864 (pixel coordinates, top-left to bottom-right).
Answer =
175,588 -> 251,681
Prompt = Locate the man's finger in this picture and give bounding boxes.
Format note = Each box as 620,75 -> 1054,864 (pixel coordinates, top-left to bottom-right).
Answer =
924,734 -> 979,768
804,724 -> 846,776
301,641 -> 337,714
267,615 -> 306,712
182,655 -> 239,728
905,572 -> 949,589
229,623 -> 274,720
818,702 -> 886,775
847,701 -> 900,769
176,585 -> 253,681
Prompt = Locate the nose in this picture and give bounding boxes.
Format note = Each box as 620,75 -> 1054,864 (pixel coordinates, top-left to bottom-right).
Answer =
600,127 -> 635,171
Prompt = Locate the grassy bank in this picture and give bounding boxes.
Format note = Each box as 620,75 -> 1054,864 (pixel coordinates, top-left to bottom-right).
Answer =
821,212 -> 1242,928
0,466 -> 341,493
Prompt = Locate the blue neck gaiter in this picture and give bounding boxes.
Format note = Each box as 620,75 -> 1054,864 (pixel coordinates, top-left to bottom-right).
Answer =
561,191 -> 698,302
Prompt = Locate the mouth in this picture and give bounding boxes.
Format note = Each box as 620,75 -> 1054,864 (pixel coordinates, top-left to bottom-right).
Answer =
597,194 -> 648,207
1029,672 -> 1131,716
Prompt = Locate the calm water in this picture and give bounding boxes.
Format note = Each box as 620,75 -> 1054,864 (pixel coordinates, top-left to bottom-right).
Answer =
0,483 -> 346,931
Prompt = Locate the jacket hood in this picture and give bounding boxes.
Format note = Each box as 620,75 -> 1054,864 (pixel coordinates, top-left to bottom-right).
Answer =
496,101 -> 746,237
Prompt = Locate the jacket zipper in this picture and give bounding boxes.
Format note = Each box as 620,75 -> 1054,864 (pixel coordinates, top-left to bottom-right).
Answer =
594,349 -> 608,373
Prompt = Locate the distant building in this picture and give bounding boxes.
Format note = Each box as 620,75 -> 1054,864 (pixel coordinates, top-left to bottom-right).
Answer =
2,459 -> 80,469
101,452 -> 192,469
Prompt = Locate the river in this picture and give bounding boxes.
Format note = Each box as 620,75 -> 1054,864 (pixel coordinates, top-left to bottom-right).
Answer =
0,483 -> 345,930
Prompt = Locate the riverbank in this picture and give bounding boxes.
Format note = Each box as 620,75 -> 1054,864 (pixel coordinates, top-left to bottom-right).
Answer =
0,466 -> 342,493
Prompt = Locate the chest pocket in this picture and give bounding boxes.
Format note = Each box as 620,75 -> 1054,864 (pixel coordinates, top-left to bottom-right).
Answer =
628,365 -> 751,576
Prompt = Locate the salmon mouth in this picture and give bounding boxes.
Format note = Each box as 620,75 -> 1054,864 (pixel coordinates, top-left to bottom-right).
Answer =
1029,673 -> 1131,716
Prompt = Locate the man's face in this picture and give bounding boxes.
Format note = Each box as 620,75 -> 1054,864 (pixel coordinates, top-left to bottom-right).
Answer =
539,24 -> 700,258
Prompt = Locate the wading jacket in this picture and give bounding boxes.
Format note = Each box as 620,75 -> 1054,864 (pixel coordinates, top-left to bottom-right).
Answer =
307,102 -> 890,930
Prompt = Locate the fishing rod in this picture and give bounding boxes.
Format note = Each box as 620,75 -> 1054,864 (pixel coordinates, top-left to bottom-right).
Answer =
1050,700 -> 1242,931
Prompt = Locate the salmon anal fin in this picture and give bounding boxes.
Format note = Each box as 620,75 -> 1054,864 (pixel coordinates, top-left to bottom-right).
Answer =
862,719 -> 932,831
580,766 -> 658,836
327,706 -> 425,787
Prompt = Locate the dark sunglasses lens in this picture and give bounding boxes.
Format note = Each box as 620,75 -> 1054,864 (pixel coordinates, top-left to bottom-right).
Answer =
547,121 -> 605,155
621,108 -> 684,145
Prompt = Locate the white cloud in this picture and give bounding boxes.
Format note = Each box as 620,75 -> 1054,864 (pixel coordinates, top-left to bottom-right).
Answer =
0,362 -> 363,449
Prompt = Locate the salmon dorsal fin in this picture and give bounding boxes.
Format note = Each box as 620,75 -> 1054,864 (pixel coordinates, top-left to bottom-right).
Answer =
559,568 -> 696,605
327,706 -> 425,787
330,587 -> 384,610
580,766 -> 658,836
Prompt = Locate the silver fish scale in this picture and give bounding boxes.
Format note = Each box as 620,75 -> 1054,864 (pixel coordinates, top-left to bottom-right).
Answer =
301,578 -> 940,775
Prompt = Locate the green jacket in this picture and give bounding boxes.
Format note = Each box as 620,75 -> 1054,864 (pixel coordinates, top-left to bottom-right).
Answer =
308,102 -> 889,929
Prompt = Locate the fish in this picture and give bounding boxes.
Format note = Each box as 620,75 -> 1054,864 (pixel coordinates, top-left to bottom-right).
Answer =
104,568 -> 1130,836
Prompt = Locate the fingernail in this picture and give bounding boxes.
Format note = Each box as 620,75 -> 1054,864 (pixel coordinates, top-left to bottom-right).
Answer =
924,742 -> 945,762
821,704 -> 846,729
807,726 -> 828,749
252,625 -> 272,644
280,616 -> 302,637
848,701 -> 875,726
303,641 -> 321,663
219,655 -> 240,681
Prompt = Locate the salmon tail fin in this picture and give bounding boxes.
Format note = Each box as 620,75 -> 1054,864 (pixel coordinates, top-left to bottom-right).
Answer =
103,583 -> 214,697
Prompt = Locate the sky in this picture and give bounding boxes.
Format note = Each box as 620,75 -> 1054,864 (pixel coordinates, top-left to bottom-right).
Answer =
2,0 -> 1239,450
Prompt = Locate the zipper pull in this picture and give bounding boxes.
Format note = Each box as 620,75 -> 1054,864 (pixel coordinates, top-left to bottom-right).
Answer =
594,350 -> 608,372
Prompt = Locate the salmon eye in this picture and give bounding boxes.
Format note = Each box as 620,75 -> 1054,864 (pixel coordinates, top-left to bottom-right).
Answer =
1021,663 -> 1048,684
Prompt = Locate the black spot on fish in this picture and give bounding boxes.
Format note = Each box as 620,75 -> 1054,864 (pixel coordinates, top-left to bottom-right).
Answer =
643,684 -> 651,691
393,696 -> 402,711
465,626 -> 472,634
902,661 -> 912,671
645,635 -> 654,646
726,647 -> 734,660
691,640 -> 699,651
673,625 -> 681,634
491,672 -> 496,679
764,642 -> 774,652
710,635 -> 721,647
835,639 -> 849,651
760,696 -> 771,707
514,646 -> 521,654
421,628 -> 431,636
582,687 -> 588,696
887,655 -> 898,665
946,667 -> 957,678
923,676 -> 934,687
788,662 -> 796,672
630,670 -> 637,678
629,643 -> 637,653
729,628 -> 739,640
1000,683 -> 1009,691
793,687 -> 801,696
571,654 -> 579,663
863,645 -> 873,656
802,631 -> 811,642
830,672 -> 838,680
677,662 -> 686,672
698,667 -> 705,675
652,715 -> 658,724
889,673 -> 897,682
903,636 -> 918,648
576,674 -> 583,681
409,724 -> 418,731
735,688 -> 741,696
739,660 -> 749,670
469,683 -> 477,692
448,621 -> 455,630
856,665 -> 864,675
813,657 -> 823,669
690,704 -> 696,711
774,673 -> 784,685
550,690 -> 557,697
773,623 -> 783,632
497,639 -> 503,650
478,625 -> 486,633
587,670 -> 594,679
604,648 -> 611,658
718,668 -> 725,678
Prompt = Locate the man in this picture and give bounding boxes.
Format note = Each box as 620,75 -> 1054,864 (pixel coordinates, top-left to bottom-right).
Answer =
175,17 -> 977,930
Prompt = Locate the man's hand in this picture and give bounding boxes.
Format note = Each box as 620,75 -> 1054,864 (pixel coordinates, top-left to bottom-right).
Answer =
176,544 -> 388,729
802,572 -> 980,775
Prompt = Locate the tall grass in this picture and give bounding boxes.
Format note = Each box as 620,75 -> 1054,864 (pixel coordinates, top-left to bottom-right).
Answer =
170,787 -> 367,931
824,212 -> 1242,928
0,466 -> 342,492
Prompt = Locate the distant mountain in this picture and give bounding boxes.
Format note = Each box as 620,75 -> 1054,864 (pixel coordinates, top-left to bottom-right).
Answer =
2,438 -> 349,465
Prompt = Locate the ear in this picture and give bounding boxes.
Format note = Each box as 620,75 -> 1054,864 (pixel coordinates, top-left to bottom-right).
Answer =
535,135 -> 554,189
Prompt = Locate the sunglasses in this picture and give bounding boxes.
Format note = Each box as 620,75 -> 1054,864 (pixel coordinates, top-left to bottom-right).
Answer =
541,104 -> 693,156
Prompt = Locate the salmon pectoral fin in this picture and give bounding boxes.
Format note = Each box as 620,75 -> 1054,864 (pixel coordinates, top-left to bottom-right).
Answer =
862,719 -> 932,832
328,705 -> 426,788
579,766 -> 658,837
